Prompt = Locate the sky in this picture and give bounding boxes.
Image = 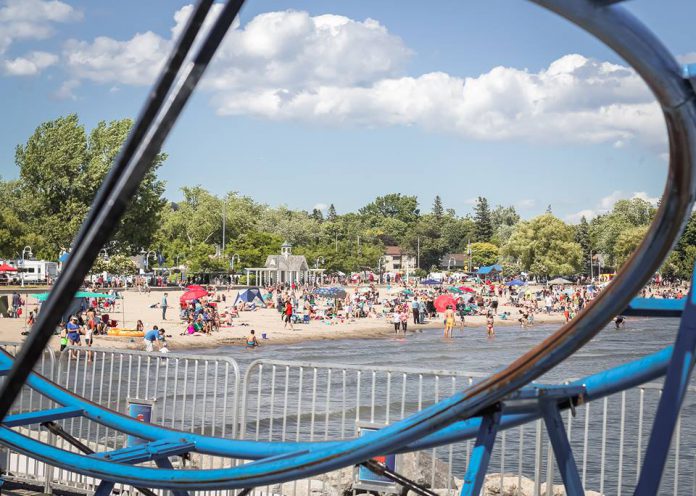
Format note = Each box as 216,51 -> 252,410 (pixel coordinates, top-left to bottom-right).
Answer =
0,0 -> 694,223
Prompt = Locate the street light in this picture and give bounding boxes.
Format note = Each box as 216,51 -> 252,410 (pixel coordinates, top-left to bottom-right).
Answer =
314,257 -> 325,269
377,256 -> 387,284
230,253 -> 241,271
141,249 -> 156,270
20,246 -> 33,287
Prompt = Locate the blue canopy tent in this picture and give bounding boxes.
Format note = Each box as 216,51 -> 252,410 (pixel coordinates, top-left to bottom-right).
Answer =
420,279 -> 441,285
234,288 -> 265,306
477,264 -> 503,276
313,287 -> 347,299
507,279 -> 525,287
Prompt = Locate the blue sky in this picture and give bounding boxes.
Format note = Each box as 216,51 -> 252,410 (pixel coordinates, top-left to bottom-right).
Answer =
0,0 -> 694,222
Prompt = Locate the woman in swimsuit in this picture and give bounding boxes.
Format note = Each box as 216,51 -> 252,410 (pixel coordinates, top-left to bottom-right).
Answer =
444,305 -> 455,338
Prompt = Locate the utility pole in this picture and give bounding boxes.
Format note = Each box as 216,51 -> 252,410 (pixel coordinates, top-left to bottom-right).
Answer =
222,201 -> 226,254
417,237 -> 420,269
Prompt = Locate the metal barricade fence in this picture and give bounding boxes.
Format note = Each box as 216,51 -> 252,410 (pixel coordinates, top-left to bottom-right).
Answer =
1,346 -> 696,496
0,341 -> 57,492
240,359 -> 696,496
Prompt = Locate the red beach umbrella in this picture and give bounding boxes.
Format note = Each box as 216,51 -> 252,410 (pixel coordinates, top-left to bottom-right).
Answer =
0,263 -> 17,272
181,288 -> 208,302
186,285 -> 206,291
459,286 -> 475,293
434,294 -> 458,312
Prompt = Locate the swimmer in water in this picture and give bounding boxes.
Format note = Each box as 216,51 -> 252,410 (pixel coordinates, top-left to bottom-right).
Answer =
246,329 -> 259,349
614,316 -> 625,329
444,305 -> 455,338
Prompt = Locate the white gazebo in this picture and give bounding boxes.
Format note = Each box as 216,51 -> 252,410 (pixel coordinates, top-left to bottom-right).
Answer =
245,242 -> 325,285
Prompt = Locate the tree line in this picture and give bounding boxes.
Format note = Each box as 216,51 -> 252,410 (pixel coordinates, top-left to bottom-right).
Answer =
0,116 -> 693,280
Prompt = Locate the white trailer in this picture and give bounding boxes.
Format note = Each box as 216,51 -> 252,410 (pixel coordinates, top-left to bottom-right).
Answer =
16,260 -> 58,283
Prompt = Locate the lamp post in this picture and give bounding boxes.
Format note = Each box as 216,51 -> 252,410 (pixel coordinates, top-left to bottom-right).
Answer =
230,254 -> 241,271
314,257 -> 325,284
142,250 -> 156,271
20,246 -> 33,287
378,256 -> 387,284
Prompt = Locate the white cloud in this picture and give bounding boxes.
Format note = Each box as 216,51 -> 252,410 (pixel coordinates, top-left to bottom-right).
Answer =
566,190 -> 660,223
312,203 -> 328,212
4,50 -> 57,75
0,0 -> 80,54
53,78 -> 79,100
59,5 -> 666,149
63,31 -> 169,85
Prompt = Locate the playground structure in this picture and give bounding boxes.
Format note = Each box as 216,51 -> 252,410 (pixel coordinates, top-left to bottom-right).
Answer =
0,0 -> 695,495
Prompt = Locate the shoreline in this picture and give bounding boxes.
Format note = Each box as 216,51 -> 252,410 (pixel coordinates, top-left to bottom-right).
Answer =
0,287 -> 568,353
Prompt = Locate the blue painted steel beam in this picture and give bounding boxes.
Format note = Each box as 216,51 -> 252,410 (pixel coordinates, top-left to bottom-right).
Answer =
93,480 -> 115,496
508,384 -> 585,401
635,266 -> 696,495
540,401 -> 585,496
622,297 -> 685,317
155,458 -> 190,496
2,407 -> 83,427
92,439 -> 195,464
460,410 -> 501,496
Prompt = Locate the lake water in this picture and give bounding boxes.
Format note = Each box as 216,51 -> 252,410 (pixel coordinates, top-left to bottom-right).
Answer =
211,317 -> 681,382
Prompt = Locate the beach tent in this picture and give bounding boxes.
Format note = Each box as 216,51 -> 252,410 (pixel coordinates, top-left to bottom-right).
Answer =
31,291 -> 113,302
477,264 -> 503,275
507,279 -> 525,287
234,288 -> 265,306
0,263 -> 17,272
548,277 -> 573,285
314,287 -> 347,299
421,279 -> 441,285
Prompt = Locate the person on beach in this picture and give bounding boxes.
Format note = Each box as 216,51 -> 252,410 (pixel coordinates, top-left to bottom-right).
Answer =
486,312 -> 495,337
392,309 -> 401,334
444,305 -> 455,338
66,316 -> 81,358
144,326 -> 165,352
246,329 -> 259,349
400,306 -> 409,333
161,293 -> 168,320
59,325 -> 68,352
411,297 -> 419,325
283,300 -> 294,330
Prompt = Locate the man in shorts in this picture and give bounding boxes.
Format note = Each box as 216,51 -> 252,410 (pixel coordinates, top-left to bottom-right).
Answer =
66,316 -> 82,359
144,326 -> 165,352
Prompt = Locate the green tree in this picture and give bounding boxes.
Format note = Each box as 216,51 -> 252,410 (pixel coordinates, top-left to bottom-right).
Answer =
473,197 -> 493,242
359,193 -> 420,225
614,225 -> 649,268
503,214 -> 582,278
327,204 -> 337,221
432,195 -> 444,220
13,115 -> 167,257
470,242 -> 499,268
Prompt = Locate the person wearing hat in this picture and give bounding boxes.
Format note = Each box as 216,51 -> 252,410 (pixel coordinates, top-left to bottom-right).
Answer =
66,316 -> 82,359
143,326 -> 165,352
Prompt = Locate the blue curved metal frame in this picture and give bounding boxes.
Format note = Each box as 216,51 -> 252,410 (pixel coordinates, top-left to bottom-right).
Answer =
0,0 -> 694,494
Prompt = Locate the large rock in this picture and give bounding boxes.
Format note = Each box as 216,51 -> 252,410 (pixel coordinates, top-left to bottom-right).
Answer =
482,473 -> 536,496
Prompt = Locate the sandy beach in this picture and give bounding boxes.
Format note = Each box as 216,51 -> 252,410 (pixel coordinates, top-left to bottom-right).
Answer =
0,287 -> 567,352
